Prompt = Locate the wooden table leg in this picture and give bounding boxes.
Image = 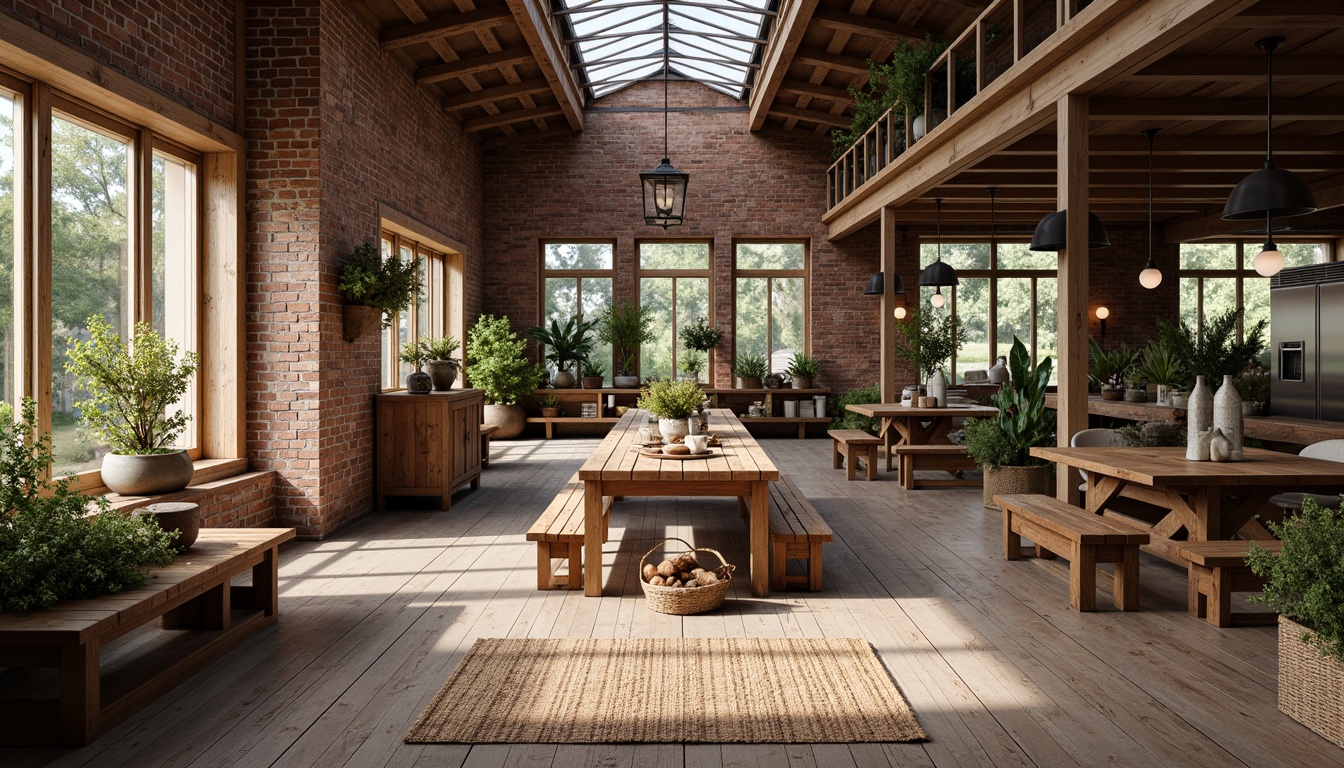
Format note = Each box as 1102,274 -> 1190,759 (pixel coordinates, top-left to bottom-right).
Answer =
584,480 -> 604,596
750,480 -> 770,597
1190,486 -> 1221,541
60,641 -> 98,746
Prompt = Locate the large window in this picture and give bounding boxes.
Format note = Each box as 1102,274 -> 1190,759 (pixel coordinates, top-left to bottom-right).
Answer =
541,241 -> 613,382
1179,241 -> 1329,343
379,231 -> 457,389
0,88 -> 16,421
639,242 -> 711,381
918,240 -> 1057,383
735,242 -> 807,375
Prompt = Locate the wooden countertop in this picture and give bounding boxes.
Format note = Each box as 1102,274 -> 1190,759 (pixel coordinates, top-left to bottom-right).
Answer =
1044,394 -> 1344,446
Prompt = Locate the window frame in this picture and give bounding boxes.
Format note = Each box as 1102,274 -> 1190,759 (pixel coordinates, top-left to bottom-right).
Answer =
538,239 -> 616,378
1178,239 -> 1335,340
636,238 -> 714,381
379,230 -> 458,391
732,239 -> 810,376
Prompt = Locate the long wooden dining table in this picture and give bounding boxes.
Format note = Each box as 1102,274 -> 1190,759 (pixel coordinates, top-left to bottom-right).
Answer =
845,402 -> 999,470
1030,445 -> 1344,564
578,408 -> 779,597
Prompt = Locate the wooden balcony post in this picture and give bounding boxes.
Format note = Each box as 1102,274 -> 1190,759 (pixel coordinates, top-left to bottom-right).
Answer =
879,207 -> 899,405
1056,93 -> 1088,505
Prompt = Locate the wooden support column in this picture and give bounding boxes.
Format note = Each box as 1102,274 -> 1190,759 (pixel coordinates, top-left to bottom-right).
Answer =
879,207 -> 899,404
1056,94 -> 1089,504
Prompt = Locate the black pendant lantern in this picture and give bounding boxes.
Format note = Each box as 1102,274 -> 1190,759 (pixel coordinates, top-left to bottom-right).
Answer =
640,1 -> 688,228
1223,37 -> 1317,221
864,272 -> 904,295
1138,128 -> 1163,289
1028,210 -> 1110,252
919,195 -> 962,306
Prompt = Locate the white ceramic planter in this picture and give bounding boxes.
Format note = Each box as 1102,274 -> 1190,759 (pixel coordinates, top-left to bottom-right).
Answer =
101,450 -> 194,496
658,418 -> 690,441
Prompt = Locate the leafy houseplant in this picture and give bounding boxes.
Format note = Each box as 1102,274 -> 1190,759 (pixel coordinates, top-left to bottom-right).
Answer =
964,337 -> 1056,509
599,299 -> 655,387
580,357 -> 606,389
680,350 -> 706,381
831,383 -> 881,434
679,317 -> 722,353
892,304 -> 962,384
338,241 -> 420,341
421,336 -> 461,391
398,340 -> 432,393
0,398 -> 176,613
829,36 -> 947,157
637,378 -> 705,440
538,394 -> 560,418
527,315 -> 599,388
786,353 -> 821,389
1247,497 -> 1344,746
1090,340 -> 1138,400
65,316 -> 199,495
1234,363 -> 1271,415
467,314 -> 544,438
1157,307 -> 1267,387
1133,339 -> 1185,406
732,352 -> 767,389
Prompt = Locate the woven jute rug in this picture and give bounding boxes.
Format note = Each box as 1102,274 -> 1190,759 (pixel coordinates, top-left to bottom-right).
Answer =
405,637 -> 926,744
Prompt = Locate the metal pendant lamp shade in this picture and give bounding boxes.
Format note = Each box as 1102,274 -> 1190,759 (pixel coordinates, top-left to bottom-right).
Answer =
1223,36 -> 1317,221
864,272 -> 904,295
1028,210 -> 1110,251
919,198 -> 958,288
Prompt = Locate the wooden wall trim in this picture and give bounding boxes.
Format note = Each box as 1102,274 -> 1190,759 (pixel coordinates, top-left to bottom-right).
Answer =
203,152 -> 245,459
378,203 -> 470,256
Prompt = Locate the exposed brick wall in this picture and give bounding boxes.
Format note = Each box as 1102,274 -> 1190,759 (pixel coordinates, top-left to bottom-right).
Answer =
0,0 -> 238,129
245,0 -> 483,538
113,472 -> 277,529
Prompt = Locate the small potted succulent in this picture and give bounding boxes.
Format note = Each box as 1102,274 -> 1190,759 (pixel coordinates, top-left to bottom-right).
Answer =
786,353 -> 821,389
680,350 -> 706,382
420,336 -> 461,391
467,314 -> 545,439
338,241 -> 420,342
1133,339 -> 1184,406
527,315 -> 598,388
66,316 -> 199,495
732,352 -> 767,389
637,378 -> 706,441
538,394 -> 560,418
580,357 -> 606,389
398,341 -> 433,394
599,300 -> 655,388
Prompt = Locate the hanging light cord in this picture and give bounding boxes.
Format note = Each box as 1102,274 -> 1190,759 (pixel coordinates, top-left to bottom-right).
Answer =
1264,39 -> 1274,164
936,198 -> 943,262
988,187 -> 997,247
663,0 -> 669,160
1147,129 -> 1154,264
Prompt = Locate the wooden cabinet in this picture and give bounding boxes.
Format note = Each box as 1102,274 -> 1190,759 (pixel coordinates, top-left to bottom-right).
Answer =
375,389 -> 483,510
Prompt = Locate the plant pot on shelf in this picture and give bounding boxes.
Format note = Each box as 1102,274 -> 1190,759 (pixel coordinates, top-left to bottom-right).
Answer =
552,370 -> 576,388
1279,615 -> 1344,748
981,464 -> 1053,510
425,360 -> 458,391
736,377 -> 761,389
1170,391 -> 1189,409
138,501 -> 201,552
613,375 -> 640,388
102,450 -> 194,496
483,404 -> 526,439
342,304 -> 382,342
1101,387 -> 1124,401
582,376 -> 604,389
540,407 -> 560,418
1124,388 -> 1147,403
406,366 -> 432,394
791,376 -> 814,389
1242,400 -> 1265,417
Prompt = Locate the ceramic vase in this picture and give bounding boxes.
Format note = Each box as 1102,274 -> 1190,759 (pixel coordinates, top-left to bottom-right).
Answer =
928,370 -> 948,408
1185,375 -> 1213,461
1213,374 -> 1244,460
658,418 -> 690,441
406,365 -> 432,394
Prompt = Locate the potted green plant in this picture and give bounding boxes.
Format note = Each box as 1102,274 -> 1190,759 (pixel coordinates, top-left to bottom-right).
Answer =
538,394 -> 560,418
786,353 -> 821,389
467,314 -> 545,439
398,340 -> 432,394
580,357 -> 606,389
680,350 -> 706,382
732,352 -> 767,389
1124,373 -> 1148,404
1,398 -> 177,612
679,317 -> 722,380
1247,497 -> 1344,748
1157,307 -> 1266,398
599,299 -> 655,388
65,316 -> 199,496
963,337 -> 1056,510
892,305 -> 962,397
527,315 -> 599,388
1133,339 -> 1185,406
338,241 -> 420,342
1234,363 -> 1270,416
637,378 -> 706,441
420,336 -> 461,391
1090,340 -> 1138,401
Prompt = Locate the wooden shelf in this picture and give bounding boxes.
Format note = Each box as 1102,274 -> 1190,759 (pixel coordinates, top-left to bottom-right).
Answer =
525,416 -> 620,438
738,416 -> 832,440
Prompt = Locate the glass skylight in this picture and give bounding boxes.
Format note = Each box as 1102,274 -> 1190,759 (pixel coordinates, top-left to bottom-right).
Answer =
555,0 -> 774,100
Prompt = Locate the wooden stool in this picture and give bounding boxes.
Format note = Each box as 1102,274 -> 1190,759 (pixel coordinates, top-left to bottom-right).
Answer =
828,429 -> 881,481
1175,540 -> 1283,627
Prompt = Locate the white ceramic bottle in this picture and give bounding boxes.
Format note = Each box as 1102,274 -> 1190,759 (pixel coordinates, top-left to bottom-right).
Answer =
1185,375 -> 1214,461
1213,374 -> 1244,460
928,369 -> 948,408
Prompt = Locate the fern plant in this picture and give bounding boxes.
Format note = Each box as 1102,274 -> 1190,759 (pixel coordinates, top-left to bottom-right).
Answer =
338,241 -> 420,327
1157,307 -> 1267,385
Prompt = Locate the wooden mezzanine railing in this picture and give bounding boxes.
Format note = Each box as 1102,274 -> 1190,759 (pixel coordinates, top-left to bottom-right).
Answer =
826,0 -> 1092,212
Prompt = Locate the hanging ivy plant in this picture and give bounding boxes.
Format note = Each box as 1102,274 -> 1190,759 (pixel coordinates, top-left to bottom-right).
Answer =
830,36 -> 947,159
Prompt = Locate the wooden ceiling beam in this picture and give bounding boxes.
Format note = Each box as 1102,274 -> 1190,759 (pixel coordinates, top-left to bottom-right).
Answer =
810,8 -> 934,42
747,0 -> 822,131
971,153 -> 1344,172
415,48 -> 534,85
791,48 -> 871,76
1132,55 -> 1344,80
503,0 -> 584,131
464,105 -> 564,132
1000,134 -> 1344,156
1222,1 -> 1344,27
381,7 -> 514,49
441,81 -> 552,111
768,104 -> 851,128
777,79 -> 852,102
1163,173 -> 1344,242
1091,98 -> 1344,121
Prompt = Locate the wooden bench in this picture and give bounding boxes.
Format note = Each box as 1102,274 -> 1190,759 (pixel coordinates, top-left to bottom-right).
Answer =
0,528 -> 295,746
1174,540 -> 1284,628
828,429 -> 881,481
526,473 -> 612,590
892,444 -> 979,490
480,423 -> 498,467
768,476 -> 833,591
997,494 -> 1149,612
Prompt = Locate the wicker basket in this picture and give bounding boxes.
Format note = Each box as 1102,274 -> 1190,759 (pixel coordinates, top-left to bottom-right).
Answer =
982,464 -> 1054,510
639,538 -> 735,615
1278,615 -> 1344,748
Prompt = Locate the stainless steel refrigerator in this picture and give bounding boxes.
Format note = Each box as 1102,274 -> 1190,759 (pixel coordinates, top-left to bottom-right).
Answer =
1271,263 -> 1344,421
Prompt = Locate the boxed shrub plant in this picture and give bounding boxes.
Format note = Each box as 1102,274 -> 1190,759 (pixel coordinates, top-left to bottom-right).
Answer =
467,314 -> 544,438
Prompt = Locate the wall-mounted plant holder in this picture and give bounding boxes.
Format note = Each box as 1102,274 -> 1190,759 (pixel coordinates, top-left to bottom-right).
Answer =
343,304 -> 382,342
